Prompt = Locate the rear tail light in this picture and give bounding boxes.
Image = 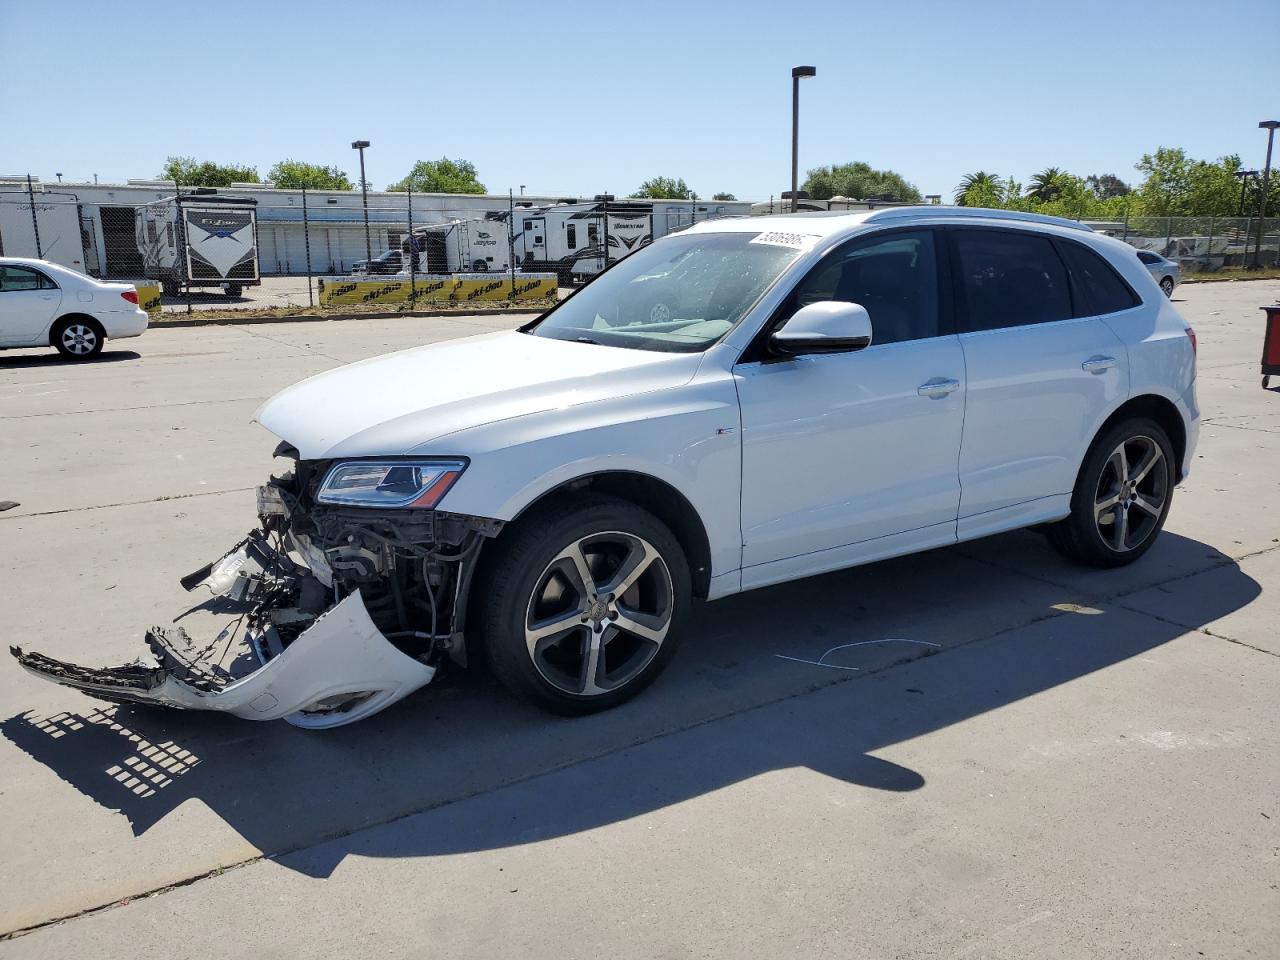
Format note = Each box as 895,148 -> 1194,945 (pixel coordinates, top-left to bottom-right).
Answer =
1185,326 -> 1197,354
121,290 -> 139,304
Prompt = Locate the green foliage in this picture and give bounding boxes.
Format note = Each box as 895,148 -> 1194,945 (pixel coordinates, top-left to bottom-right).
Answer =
267,160 -> 353,191
631,176 -> 697,199
387,158 -> 486,194
159,156 -> 259,187
1086,173 -> 1131,199
712,192 -> 737,201
1027,167 -> 1067,203
803,162 -> 922,203
954,171 -> 1001,206
1132,148 -> 1245,217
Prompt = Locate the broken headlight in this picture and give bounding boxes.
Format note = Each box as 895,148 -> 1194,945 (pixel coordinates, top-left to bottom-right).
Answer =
315,459 -> 466,509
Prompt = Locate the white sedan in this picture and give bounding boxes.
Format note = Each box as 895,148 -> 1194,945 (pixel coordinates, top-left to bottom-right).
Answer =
0,257 -> 149,359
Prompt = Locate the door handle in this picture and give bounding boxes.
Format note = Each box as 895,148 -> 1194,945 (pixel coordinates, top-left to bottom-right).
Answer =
1082,356 -> 1117,374
917,377 -> 960,398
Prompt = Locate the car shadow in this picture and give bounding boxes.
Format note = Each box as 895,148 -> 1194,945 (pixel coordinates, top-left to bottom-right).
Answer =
160,292 -> 248,306
0,350 -> 140,370
1,532 -> 1261,880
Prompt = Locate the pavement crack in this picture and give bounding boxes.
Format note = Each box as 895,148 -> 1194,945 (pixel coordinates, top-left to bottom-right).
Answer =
0,488 -> 257,520
0,397 -> 265,420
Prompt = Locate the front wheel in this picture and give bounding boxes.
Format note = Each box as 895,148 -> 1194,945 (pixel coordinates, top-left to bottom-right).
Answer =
1047,418 -> 1175,567
475,494 -> 690,714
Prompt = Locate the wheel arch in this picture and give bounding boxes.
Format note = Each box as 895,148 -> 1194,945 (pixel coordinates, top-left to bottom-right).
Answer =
1089,393 -> 1188,482
47,312 -> 105,346
506,470 -> 714,599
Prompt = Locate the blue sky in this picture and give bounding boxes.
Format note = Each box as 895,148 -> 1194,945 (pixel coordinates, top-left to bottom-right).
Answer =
3,0 -> 1277,199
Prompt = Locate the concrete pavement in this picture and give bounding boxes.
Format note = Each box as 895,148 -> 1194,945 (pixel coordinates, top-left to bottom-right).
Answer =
0,283 -> 1277,957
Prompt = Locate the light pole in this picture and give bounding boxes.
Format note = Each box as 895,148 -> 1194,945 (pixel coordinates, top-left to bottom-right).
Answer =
791,65 -> 816,213
1235,168 -> 1259,217
520,185 -> 526,196
351,139 -> 372,263
1252,121 -> 1278,269
55,173 -> 62,184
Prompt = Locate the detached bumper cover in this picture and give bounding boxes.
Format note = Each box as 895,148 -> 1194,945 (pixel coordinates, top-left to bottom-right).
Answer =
11,536 -> 437,729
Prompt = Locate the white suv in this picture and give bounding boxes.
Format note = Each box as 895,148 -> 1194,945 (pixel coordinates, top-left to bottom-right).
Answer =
15,208 -> 1199,727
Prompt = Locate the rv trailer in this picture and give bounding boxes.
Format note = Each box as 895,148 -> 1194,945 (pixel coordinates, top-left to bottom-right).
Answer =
136,191 -> 260,296
0,192 -> 91,273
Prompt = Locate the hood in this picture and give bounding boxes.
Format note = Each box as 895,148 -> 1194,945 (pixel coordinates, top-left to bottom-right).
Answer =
255,330 -> 702,459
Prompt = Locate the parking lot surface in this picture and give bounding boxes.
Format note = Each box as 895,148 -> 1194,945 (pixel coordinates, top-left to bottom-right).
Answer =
0,282 -> 1277,958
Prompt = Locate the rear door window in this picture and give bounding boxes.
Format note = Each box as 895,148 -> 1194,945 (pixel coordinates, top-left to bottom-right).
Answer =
1057,240 -> 1141,316
952,229 -> 1073,332
0,266 -> 43,291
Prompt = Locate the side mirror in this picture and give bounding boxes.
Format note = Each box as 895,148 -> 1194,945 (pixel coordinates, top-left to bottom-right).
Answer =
770,301 -> 873,356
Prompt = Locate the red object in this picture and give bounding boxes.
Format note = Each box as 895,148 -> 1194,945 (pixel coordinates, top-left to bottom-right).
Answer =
1184,326 -> 1197,355
121,290 -> 139,304
1262,306 -> 1280,388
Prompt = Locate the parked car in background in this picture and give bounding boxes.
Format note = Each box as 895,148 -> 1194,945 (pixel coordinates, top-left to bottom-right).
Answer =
1137,250 -> 1181,296
0,257 -> 148,359
15,207 -> 1199,727
352,249 -> 403,275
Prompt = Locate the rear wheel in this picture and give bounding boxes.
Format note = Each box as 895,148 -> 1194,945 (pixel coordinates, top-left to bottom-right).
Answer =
1160,276 -> 1175,297
1047,418 -> 1174,567
52,318 -> 105,360
225,284 -> 243,297
475,494 -> 690,714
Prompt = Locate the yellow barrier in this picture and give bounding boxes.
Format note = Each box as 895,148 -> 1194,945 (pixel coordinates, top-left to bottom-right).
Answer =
133,283 -> 162,315
317,273 -> 558,307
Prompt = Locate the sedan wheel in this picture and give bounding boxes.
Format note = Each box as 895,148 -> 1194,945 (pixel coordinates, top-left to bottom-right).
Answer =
1160,276 -> 1175,297
477,494 -> 690,714
53,319 -> 104,359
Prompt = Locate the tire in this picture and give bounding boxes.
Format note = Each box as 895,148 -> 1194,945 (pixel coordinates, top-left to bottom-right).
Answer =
52,317 -> 105,360
474,493 -> 691,714
225,284 -> 242,297
162,279 -> 180,297
473,260 -> 488,272
1047,417 -> 1175,567
1160,276 -> 1175,297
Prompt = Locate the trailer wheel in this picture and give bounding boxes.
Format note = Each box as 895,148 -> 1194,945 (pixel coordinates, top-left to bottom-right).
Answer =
473,260 -> 488,272
162,279 -> 180,298
225,284 -> 243,297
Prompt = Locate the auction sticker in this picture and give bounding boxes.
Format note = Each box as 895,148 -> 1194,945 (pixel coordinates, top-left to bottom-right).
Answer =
750,231 -> 820,250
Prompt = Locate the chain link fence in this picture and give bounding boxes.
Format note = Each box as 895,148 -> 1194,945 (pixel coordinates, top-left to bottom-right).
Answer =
2,175 -> 1276,318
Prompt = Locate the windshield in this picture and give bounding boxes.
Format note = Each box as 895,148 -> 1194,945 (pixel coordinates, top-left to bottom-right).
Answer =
526,232 -> 802,353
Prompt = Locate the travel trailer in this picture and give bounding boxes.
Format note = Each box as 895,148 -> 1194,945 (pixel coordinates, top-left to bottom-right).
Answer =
0,192 -> 91,273
135,191 -> 260,295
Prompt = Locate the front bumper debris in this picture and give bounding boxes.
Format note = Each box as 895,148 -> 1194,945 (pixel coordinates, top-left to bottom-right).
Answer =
12,593 -> 434,729
11,527 -> 437,729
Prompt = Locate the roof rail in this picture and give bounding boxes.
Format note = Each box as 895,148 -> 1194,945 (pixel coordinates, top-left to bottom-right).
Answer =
863,206 -> 1094,232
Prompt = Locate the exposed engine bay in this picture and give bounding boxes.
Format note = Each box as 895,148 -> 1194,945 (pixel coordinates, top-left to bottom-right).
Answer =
11,450 -> 503,728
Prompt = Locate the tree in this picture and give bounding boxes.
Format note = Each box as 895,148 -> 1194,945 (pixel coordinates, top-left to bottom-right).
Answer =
712,192 -> 737,201
1133,148 -> 1244,217
387,158 -> 486,194
803,162 -> 921,203
1027,167 -> 1067,203
631,176 -> 696,199
267,159 -> 353,190
1085,173 -> 1130,199
159,156 -> 259,187
954,171 -> 1001,206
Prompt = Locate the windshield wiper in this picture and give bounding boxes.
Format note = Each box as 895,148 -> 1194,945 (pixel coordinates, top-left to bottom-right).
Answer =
574,336 -> 602,345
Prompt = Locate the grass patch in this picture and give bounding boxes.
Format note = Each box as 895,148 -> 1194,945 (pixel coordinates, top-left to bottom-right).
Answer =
1183,265 -> 1280,283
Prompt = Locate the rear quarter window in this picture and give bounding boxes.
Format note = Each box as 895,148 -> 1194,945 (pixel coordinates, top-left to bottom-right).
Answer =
1057,240 -> 1141,316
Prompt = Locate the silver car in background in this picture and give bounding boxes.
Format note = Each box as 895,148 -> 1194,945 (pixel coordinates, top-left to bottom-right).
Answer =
1137,250 -> 1181,297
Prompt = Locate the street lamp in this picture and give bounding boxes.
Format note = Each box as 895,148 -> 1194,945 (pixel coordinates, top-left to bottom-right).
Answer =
55,172 -> 62,184
790,65 -> 816,213
351,139 -> 372,263
520,185 -> 526,196
1234,168 -> 1259,217
1252,121 -> 1278,269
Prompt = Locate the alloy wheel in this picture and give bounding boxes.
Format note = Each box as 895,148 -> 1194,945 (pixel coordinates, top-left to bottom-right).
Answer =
1094,435 -> 1168,552
62,324 -> 98,356
524,531 -> 673,696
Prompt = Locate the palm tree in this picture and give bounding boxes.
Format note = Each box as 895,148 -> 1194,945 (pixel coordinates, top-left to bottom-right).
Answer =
1027,167 -> 1066,203
954,171 -> 1000,205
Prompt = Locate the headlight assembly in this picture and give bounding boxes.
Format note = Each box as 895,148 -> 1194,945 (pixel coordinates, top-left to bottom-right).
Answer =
316,460 -> 467,509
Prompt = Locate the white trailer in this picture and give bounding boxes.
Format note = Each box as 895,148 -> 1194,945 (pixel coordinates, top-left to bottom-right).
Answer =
411,215 -> 512,274
0,192 -> 91,273
510,201 -> 653,283
136,192 -> 260,296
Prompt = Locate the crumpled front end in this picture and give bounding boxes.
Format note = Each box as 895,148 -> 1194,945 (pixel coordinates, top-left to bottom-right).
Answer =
12,452 -> 503,729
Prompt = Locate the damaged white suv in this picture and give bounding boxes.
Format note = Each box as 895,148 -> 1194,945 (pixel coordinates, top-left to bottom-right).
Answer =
14,208 -> 1199,728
